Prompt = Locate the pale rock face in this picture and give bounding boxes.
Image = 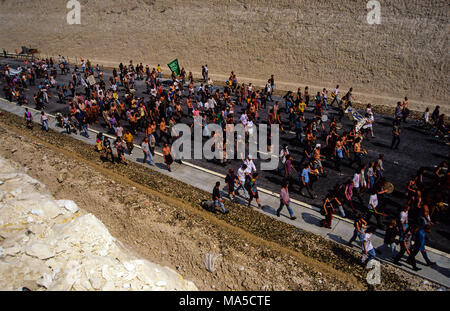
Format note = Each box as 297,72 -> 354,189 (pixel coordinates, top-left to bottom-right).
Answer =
0,156 -> 197,291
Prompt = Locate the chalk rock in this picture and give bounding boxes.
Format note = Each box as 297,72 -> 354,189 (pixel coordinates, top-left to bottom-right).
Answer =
25,243 -> 55,260
37,273 -> 53,289
0,155 -> 198,291
56,200 -> 79,214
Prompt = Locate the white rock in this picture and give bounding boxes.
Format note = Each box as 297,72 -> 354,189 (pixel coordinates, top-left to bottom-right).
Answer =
3,245 -> 21,256
31,209 -> 43,216
123,262 -> 135,272
56,200 -> 79,214
89,277 -> 103,290
25,243 -> 55,260
37,273 -> 53,289
0,156 -> 198,291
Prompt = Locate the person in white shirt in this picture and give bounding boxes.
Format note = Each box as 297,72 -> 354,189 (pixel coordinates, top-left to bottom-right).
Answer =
278,144 -> 289,175
240,111 -> 248,127
366,191 -> 385,228
236,164 -> 250,199
244,155 -> 257,174
207,97 -> 216,110
361,226 -> 377,264
352,167 -> 364,206
330,85 -> 339,107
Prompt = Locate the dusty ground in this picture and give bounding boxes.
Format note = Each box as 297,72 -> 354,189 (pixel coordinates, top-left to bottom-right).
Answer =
0,0 -> 448,114
0,109 -> 442,291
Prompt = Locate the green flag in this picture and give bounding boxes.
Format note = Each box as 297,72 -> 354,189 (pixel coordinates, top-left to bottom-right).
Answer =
167,59 -> 180,76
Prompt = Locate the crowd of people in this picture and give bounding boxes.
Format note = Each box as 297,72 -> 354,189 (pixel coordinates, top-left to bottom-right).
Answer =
0,54 -> 448,269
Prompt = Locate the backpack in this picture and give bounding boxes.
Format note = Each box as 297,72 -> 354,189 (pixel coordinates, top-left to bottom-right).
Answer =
200,200 -> 216,213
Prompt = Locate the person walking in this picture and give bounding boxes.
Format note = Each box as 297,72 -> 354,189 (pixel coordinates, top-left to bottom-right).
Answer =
276,181 -> 297,220
299,164 -> 318,199
141,137 -> 155,166
102,137 -> 114,163
236,164 -> 250,200
361,226 -> 377,265
330,85 -> 340,107
225,168 -> 239,202
123,130 -> 134,155
212,181 -> 228,214
162,143 -> 174,172
393,224 -> 415,268
320,193 -> 340,229
366,190 -> 386,228
406,224 -> 436,270
348,213 -> 367,247
40,111 -> 49,132
378,219 -> 398,255
247,173 -> 262,209
24,108 -> 33,129
390,118 -> 402,149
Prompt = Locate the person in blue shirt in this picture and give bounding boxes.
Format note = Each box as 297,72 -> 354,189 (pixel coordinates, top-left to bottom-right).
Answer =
299,164 -> 318,199
406,224 -> 435,270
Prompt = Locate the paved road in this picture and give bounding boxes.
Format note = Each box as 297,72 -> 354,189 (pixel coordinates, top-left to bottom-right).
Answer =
1,100 -> 448,289
1,57 -> 449,253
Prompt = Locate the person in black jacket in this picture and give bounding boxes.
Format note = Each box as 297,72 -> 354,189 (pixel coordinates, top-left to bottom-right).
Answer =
212,182 -> 228,214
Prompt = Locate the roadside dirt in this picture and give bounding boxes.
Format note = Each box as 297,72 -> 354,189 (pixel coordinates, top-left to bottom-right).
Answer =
0,109 -> 441,291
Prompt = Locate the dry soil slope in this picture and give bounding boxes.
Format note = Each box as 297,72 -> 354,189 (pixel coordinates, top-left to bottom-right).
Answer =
0,0 -> 448,112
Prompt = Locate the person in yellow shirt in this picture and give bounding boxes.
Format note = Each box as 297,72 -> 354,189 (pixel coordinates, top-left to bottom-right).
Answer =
299,101 -> 306,113
123,130 -> 134,155
157,64 -> 162,78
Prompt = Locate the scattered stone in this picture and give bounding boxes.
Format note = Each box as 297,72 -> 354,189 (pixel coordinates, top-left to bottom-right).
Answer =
238,266 -> 245,272
11,149 -> 17,153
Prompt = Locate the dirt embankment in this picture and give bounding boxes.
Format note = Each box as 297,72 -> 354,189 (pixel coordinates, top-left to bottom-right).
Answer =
0,108 -> 441,291
0,0 -> 448,114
